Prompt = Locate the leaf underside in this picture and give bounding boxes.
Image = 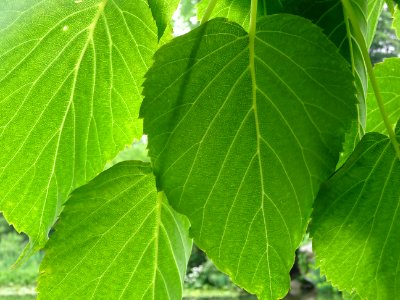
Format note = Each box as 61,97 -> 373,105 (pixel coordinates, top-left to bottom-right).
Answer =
367,58 -> 400,133
311,123 -> 400,299
198,0 -> 371,163
148,0 -> 180,39
142,16 -> 356,299
0,0 -> 157,247
38,161 -> 192,300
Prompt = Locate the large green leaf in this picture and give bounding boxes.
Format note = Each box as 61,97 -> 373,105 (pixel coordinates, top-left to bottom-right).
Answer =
141,16 -> 356,299
0,0 -> 157,248
311,123 -> 400,299
148,0 -> 180,38
367,58 -> 400,133
198,0 -> 369,129
38,161 -> 192,299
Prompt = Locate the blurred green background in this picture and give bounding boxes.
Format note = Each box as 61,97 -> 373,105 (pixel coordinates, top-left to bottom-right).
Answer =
1,1 -> 399,299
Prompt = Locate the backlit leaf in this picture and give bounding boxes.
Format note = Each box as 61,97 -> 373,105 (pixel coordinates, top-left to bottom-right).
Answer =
0,0 -> 157,248
198,0 -> 369,129
141,16 -> 356,299
38,161 -> 192,299
311,122 -> 400,299
148,0 -> 181,38
367,58 -> 400,133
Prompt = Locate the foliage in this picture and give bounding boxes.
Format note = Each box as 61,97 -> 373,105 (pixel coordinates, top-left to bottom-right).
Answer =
1,0 -> 400,299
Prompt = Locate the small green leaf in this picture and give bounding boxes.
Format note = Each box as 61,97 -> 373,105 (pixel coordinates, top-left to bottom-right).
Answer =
311,124 -> 400,299
394,6 -> 400,38
0,0 -> 157,248
142,16 -> 356,299
367,0 -> 386,47
148,0 -> 180,39
38,161 -> 192,299
367,58 -> 400,133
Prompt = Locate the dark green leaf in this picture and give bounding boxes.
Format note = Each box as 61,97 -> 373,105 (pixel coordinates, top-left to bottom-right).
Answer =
38,161 -> 192,299
141,16 -> 356,299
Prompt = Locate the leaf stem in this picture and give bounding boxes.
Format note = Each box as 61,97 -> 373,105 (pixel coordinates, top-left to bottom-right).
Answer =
201,0 -> 218,24
342,0 -> 400,159
249,0 -> 258,38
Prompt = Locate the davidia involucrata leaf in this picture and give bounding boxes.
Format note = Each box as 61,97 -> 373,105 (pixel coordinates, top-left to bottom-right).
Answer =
311,122 -> 400,300
38,161 -> 192,299
367,58 -> 400,133
0,0 -> 157,248
141,16 -> 357,299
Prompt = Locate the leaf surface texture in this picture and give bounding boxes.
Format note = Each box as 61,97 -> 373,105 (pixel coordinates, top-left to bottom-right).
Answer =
0,0 -> 157,247
311,123 -> 400,299
38,161 -> 192,299
367,58 -> 400,133
141,16 -> 356,299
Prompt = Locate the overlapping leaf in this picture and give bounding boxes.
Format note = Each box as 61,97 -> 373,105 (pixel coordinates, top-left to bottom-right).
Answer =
311,123 -> 400,299
367,0 -> 385,47
197,0 -> 281,29
198,0 -> 369,128
367,58 -> 400,133
0,0 -> 157,248
141,16 -> 356,299
38,161 -> 192,299
148,0 -> 180,38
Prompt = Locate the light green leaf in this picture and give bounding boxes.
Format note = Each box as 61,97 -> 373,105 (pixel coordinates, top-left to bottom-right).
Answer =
367,0 -> 385,47
367,58 -> 400,133
394,6 -> 400,38
148,0 -> 180,39
141,16 -> 356,299
0,0 -> 157,248
311,123 -> 400,299
38,161 -> 192,299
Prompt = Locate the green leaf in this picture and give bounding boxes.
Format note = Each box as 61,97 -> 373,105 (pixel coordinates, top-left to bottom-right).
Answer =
394,6 -> 400,38
148,0 -> 180,39
141,16 -> 356,299
0,0 -> 157,248
367,0 -> 386,47
367,58 -> 400,133
198,0 -> 368,128
38,161 -> 192,299
197,0 -> 281,29
311,124 -> 400,299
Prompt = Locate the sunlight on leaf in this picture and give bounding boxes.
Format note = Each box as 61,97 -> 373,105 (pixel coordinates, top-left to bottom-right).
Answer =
38,161 -> 192,299
0,0 -> 157,248
312,121 -> 400,299
141,16 -> 356,299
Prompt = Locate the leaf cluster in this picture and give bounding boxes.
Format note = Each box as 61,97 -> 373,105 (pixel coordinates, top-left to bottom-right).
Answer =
1,0 -> 400,299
